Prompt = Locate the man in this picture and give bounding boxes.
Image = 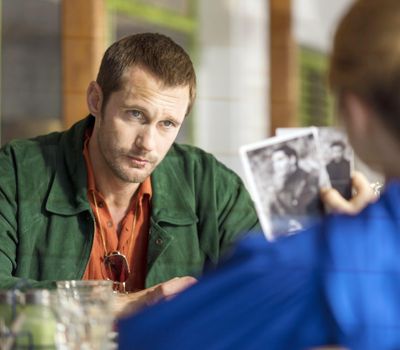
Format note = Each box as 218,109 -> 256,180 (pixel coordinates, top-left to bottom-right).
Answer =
269,145 -> 323,236
117,0 -> 400,348
326,140 -> 352,199
0,33 -> 259,312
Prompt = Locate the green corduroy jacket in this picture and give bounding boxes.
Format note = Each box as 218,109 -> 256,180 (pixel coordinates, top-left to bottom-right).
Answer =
0,116 -> 260,290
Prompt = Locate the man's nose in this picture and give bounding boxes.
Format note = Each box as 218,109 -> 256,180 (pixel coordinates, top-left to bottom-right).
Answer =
135,125 -> 156,151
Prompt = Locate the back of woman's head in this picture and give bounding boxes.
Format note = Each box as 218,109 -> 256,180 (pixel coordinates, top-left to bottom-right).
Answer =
329,0 -> 400,135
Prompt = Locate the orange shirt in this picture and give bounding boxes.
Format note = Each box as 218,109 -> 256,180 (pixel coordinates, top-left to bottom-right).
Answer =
82,132 -> 152,292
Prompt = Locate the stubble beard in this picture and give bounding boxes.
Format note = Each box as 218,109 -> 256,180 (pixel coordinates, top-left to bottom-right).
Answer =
107,157 -> 152,184
97,131 -> 156,185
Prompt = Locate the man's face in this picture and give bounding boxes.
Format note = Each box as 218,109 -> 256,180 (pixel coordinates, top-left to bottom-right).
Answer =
331,145 -> 344,163
271,150 -> 294,177
93,66 -> 189,184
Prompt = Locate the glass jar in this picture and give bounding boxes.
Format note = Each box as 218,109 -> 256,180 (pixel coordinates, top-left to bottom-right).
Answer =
16,289 -> 57,349
0,290 -> 15,327
0,290 -> 24,328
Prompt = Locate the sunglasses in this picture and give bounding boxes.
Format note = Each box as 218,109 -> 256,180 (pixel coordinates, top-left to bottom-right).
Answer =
103,251 -> 130,293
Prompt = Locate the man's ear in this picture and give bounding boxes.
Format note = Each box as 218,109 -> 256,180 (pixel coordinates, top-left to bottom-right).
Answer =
87,81 -> 103,116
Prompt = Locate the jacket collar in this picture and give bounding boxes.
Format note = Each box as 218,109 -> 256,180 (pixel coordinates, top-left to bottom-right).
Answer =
45,116 -> 93,215
150,144 -> 198,225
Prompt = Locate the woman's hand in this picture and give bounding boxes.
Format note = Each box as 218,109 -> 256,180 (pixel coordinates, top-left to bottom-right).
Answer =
320,171 -> 379,215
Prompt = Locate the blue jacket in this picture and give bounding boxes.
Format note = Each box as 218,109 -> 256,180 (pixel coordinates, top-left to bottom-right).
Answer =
118,181 -> 400,350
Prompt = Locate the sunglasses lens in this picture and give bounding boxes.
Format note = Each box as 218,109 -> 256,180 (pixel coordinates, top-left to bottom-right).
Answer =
104,252 -> 130,283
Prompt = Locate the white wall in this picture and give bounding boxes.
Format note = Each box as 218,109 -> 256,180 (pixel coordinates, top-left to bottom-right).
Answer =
293,0 -> 353,52
195,0 -> 269,179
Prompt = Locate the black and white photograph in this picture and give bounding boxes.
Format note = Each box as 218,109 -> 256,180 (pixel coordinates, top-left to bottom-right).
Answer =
277,127 -> 354,199
240,128 -> 330,241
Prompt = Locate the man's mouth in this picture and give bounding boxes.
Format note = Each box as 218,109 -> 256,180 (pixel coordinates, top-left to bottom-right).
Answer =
128,156 -> 149,168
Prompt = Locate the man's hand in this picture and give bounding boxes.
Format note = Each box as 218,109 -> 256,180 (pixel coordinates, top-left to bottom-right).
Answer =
114,276 -> 197,318
320,171 -> 378,215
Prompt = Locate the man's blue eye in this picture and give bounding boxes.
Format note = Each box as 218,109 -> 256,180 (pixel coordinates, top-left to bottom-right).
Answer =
131,110 -> 142,118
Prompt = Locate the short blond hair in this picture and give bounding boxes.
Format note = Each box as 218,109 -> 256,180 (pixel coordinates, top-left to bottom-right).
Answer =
329,0 -> 400,134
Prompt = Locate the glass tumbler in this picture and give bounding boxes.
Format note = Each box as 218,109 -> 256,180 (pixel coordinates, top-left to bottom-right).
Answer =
54,280 -> 115,350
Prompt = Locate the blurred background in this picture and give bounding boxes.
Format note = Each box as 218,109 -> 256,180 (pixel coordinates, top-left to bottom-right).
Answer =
0,0 -> 355,179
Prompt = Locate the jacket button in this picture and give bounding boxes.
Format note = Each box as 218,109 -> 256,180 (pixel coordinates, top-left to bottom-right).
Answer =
155,238 -> 163,245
